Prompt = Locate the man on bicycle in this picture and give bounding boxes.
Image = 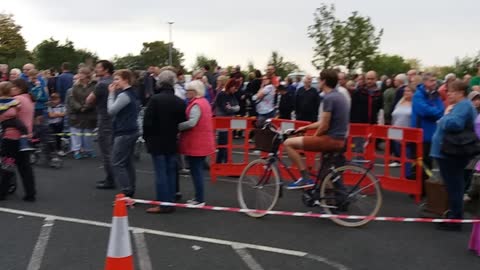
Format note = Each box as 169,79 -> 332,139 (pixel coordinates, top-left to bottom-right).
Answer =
284,69 -> 350,189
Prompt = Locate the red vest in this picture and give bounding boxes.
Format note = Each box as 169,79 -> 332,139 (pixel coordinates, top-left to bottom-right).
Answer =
179,97 -> 215,156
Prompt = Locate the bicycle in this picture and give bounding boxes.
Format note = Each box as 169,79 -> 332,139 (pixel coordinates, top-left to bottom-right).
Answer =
237,119 -> 382,227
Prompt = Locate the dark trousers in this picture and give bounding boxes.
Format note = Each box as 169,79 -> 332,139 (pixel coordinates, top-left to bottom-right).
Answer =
187,156 -> 206,203
49,122 -> 64,151
98,119 -> 114,183
0,139 -> 36,198
216,131 -> 228,164
423,143 -> 433,170
437,157 -> 470,219
112,133 -> 138,196
151,154 -> 177,204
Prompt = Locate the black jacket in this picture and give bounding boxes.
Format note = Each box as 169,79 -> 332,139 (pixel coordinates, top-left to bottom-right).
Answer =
350,88 -> 383,124
295,87 -> 321,122
143,87 -> 187,155
279,92 -> 294,119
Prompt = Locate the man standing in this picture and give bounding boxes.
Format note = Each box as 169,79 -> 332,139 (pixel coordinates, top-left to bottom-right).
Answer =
0,64 -> 9,82
407,69 -> 418,84
144,70 -> 187,214
384,74 -> 407,124
56,62 -> 74,103
22,63 -> 46,90
202,64 -> 217,91
266,64 -> 280,88
336,72 -> 352,106
412,73 -> 445,169
295,75 -> 321,122
86,60 -> 116,189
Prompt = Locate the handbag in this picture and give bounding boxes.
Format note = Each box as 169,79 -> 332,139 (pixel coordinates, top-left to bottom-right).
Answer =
441,123 -> 480,157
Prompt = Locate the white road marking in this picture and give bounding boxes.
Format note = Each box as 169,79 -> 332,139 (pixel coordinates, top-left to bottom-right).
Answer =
232,244 -> 265,270
305,254 -> 350,270
0,207 -> 348,270
132,229 -> 153,270
27,217 -> 55,270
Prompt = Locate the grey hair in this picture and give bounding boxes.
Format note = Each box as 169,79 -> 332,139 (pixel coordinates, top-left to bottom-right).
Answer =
395,73 -> 408,85
157,70 -> 177,88
186,80 -> 206,97
9,68 -> 21,75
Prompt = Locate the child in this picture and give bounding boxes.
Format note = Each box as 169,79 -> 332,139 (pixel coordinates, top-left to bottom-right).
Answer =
0,82 -> 34,161
28,69 -> 49,120
48,93 -> 66,156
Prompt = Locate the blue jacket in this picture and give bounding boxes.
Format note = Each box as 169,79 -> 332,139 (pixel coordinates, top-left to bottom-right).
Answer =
21,74 -> 46,90
431,98 -> 477,159
411,84 -> 445,142
30,84 -> 49,111
56,72 -> 74,103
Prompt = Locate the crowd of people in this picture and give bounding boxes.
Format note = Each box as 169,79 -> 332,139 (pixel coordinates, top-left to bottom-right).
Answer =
0,60 -> 479,231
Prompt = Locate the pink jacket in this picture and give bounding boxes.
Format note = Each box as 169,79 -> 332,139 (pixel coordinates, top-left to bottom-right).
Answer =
0,94 -> 34,140
179,97 -> 215,157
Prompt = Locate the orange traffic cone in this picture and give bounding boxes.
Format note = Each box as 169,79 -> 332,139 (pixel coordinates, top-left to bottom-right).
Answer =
105,194 -> 134,270
469,223 -> 480,256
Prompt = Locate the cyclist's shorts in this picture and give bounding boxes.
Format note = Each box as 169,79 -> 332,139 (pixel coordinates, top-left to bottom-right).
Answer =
302,135 -> 345,153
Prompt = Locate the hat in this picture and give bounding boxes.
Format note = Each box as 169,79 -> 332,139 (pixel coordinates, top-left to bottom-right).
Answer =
468,91 -> 480,101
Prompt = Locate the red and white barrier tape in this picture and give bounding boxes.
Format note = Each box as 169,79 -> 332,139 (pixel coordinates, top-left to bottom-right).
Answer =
120,197 -> 480,224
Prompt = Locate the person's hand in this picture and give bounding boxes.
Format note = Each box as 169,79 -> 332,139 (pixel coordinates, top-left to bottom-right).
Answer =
35,80 -> 41,87
295,126 -> 307,134
108,83 -> 117,93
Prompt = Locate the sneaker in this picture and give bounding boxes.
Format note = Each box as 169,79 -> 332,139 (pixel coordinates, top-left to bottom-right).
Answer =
388,161 -> 401,168
286,178 -> 315,190
57,150 -> 66,157
19,138 -> 35,152
74,152 -> 83,160
464,194 -> 472,202
186,199 -> 206,207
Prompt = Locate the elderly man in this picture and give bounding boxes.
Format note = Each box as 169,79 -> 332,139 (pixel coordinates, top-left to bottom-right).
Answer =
438,73 -> 457,106
295,75 -> 321,122
144,70 -> 187,214
412,73 -> 444,169
464,74 -> 472,86
407,69 -> 418,83
21,63 -> 46,90
0,64 -> 8,82
385,74 -> 408,124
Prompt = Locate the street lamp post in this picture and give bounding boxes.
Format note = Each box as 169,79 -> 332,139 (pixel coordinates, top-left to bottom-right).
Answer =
168,21 -> 174,66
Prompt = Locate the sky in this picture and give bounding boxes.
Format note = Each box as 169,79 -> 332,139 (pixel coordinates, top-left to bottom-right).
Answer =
2,0 -> 479,73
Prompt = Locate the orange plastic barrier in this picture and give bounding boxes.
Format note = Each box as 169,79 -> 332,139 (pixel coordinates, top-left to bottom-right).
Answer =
209,117 -> 424,202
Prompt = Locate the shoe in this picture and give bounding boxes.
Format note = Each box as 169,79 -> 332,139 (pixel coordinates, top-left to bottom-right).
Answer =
57,151 -> 66,157
179,169 -> 190,175
23,195 -> 36,202
286,178 -> 315,190
146,206 -> 175,214
388,161 -> 401,168
175,192 -> 182,202
436,222 -> 462,231
74,152 -> 83,160
464,194 -> 472,202
186,199 -> 206,207
96,181 -> 116,189
19,138 -> 35,152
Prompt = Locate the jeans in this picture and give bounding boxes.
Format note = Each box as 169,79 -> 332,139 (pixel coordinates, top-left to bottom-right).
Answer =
97,118 -> 114,183
216,131 -> 228,164
437,157 -> 470,219
70,127 -> 93,152
151,154 -> 177,203
392,141 -> 414,178
0,139 -> 36,198
256,111 -> 276,128
112,133 -> 138,196
187,156 -> 206,203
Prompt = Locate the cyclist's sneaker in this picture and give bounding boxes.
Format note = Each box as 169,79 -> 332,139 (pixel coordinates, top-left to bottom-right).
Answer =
286,178 -> 315,190
186,199 -> 205,207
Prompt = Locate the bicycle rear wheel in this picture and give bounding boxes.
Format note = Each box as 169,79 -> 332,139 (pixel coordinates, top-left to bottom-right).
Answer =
320,165 -> 382,227
237,158 -> 281,218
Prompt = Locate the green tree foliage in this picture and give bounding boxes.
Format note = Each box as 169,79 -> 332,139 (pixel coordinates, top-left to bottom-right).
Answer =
192,55 -> 218,71
453,52 -> 480,76
140,41 -> 184,68
308,4 -> 383,71
32,38 -> 97,70
268,51 -> 300,79
113,54 -> 145,70
0,13 -> 31,67
363,54 -> 411,77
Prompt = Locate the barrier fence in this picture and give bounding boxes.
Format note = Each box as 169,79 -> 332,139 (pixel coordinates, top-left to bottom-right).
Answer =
209,117 -> 424,203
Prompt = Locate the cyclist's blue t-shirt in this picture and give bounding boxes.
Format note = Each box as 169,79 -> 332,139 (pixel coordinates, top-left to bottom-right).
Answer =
322,89 -> 350,140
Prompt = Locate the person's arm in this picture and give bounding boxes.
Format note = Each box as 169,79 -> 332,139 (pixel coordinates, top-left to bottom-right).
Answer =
69,90 -> 83,112
0,107 -> 17,122
142,99 -> 155,138
86,91 -> 97,106
441,103 -> 471,132
178,105 -> 201,131
314,112 -> 332,136
254,85 -> 271,101
108,92 -> 131,116
412,92 -> 444,120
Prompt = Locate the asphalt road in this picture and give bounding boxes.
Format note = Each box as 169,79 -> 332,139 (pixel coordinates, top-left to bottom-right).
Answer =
0,148 -> 479,270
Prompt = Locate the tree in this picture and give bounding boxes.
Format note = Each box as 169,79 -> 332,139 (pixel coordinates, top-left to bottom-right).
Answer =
406,58 -> 422,70
363,54 -> 411,77
0,13 -> 31,67
452,52 -> 480,77
192,55 -> 218,71
140,41 -> 184,68
308,4 -> 383,72
268,51 -> 300,79
113,54 -> 144,70
32,38 -> 97,70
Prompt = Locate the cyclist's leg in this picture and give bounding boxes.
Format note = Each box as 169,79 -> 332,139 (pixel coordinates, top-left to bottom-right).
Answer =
284,136 -> 314,189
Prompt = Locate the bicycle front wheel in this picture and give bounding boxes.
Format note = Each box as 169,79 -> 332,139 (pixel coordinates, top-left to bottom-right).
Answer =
320,165 -> 382,227
237,158 -> 281,218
